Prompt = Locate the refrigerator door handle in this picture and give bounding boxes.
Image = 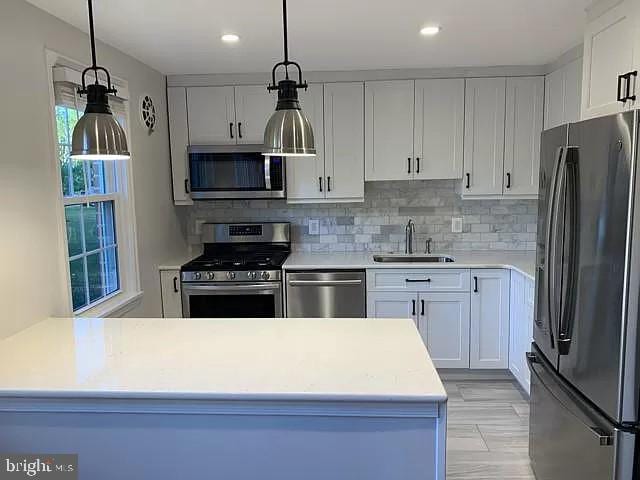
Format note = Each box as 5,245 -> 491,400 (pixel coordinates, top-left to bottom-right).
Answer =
527,352 -> 614,446
544,146 -> 566,346
557,148 -> 579,355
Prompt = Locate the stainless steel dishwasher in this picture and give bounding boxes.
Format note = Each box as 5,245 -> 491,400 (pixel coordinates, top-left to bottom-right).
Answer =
285,270 -> 366,318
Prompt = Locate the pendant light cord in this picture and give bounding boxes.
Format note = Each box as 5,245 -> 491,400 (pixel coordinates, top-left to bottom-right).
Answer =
282,0 -> 289,79
268,0 -> 307,90
79,0 -> 116,94
88,0 -> 98,72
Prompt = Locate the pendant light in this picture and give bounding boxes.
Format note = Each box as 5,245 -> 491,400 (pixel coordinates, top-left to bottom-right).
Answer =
71,0 -> 130,160
263,0 -> 315,157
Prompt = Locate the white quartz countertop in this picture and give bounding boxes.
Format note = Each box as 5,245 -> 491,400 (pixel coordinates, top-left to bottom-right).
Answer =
283,251 -> 536,280
0,317 -> 446,403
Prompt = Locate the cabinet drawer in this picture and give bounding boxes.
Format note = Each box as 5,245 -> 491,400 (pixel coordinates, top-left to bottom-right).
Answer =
368,269 -> 470,292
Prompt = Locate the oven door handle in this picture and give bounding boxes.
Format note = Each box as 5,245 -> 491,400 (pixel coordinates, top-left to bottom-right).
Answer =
264,157 -> 272,190
183,283 -> 282,292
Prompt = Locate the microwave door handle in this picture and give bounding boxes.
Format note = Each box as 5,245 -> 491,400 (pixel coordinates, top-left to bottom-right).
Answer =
264,156 -> 272,190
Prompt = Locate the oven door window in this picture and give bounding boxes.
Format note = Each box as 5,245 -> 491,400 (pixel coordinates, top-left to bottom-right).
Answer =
189,152 -> 283,192
184,284 -> 282,318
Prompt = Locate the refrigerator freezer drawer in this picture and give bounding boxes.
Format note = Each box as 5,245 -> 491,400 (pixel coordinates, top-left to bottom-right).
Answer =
528,348 -> 637,480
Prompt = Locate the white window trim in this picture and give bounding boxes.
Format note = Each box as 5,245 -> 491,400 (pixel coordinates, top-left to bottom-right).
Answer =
46,49 -> 142,318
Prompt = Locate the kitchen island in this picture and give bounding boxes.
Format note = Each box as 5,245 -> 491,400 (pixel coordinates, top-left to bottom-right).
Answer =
0,317 -> 447,480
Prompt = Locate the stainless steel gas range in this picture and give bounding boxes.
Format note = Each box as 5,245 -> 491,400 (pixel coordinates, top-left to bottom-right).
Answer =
180,223 -> 290,318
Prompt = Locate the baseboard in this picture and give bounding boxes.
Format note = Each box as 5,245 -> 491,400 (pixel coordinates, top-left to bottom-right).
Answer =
437,369 -> 515,381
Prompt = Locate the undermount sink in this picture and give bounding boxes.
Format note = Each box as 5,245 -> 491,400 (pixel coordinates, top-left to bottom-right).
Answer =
373,254 -> 456,263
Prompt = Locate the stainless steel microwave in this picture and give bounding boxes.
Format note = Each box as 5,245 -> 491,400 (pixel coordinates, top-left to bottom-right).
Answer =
187,145 -> 286,200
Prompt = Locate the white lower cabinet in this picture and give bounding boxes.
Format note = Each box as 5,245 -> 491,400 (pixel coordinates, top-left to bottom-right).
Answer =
367,269 -> 471,369
509,270 -> 535,394
417,293 -> 471,369
470,269 -> 510,369
367,291 -> 418,327
160,270 -> 183,318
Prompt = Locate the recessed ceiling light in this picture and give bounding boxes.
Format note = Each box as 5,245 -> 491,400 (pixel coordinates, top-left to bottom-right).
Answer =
420,26 -> 441,36
221,34 -> 240,43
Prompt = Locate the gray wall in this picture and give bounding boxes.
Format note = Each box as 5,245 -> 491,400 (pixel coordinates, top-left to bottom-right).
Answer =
187,180 -> 537,253
0,0 -> 188,338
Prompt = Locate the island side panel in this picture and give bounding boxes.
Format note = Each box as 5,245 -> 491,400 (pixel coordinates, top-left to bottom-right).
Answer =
0,402 -> 446,480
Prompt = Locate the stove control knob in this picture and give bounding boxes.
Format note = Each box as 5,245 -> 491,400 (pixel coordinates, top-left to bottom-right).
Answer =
247,271 -> 257,280
226,271 -> 236,280
206,272 -> 215,281
193,272 -> 202,280
261,271 -> 271,280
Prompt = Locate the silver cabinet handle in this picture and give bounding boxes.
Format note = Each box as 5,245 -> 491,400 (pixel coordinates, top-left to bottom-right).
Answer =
288,280 -> 363,286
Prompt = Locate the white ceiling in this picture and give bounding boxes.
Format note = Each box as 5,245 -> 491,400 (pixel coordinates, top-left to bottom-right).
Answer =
26,0 -> 591,75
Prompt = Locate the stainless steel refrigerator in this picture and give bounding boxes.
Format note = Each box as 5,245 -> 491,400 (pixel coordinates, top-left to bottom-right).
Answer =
529,111 -> 640,479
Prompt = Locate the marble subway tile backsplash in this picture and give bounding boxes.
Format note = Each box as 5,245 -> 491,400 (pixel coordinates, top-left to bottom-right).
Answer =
185,180 -> 538,253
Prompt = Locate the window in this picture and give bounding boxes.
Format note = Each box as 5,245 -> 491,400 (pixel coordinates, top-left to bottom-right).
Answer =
52,64 -> 138,315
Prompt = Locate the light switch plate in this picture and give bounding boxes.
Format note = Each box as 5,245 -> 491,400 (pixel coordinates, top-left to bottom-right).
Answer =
308,219 -> 320,235
451,217 -> 463,233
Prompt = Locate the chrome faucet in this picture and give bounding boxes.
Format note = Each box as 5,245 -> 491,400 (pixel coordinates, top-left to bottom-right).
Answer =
425,237 -> 433,255
405,220 -> 415,254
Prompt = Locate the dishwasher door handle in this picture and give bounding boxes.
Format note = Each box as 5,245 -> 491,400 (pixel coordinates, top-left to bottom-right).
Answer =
288,280 -> 363,286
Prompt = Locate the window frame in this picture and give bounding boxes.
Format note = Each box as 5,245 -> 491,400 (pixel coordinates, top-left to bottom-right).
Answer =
46,50 -> 142,317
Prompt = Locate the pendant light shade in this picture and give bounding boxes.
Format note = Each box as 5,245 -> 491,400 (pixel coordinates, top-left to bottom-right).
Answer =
71,84 -> 130,160
263,0 -> 315,157
71,0 -> 129,161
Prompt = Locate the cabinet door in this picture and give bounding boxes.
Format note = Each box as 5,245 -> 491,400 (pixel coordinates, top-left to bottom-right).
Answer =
545,59 -> 583,130
325,82 -> 365,201
581,1 -> 636,119
470,269 -> 510,369
187,86 -> 236,144
504,77 -> 544,197
564,58 -> 583,124
367,291 -> 417,326
234,85 -> 276,144
160,270 -> 183,318
365,80 -> 415,181
414,79 -> 464,180
418,293 -> 470,369
544,68 -> 564,130
463,78 -> 506,196
286,84 -> 326,202
167,87 -> 193,205
509,271 -> 527,389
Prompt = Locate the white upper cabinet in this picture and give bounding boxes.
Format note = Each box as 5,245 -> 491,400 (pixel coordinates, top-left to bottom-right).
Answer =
504,77 -> 544,197
234,85 -> 276,144
167,87 -> 192,205
286,85 -> 325,202
582,0 -> 638,119
186,86 -> 236,144
545,58 -> 583,130
414,79 -> 464,180
470,269 -> 510,369
324,82 -> 365,201
365,80 -> 415,181
286,83 -> 364,204
463,78 -> 506,196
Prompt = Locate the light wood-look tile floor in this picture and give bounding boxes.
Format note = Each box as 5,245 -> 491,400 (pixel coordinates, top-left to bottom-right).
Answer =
445,380 -> 534,480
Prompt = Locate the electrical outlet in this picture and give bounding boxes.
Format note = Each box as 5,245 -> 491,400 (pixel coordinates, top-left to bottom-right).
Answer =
308,219 -> 320,235
451,217 -> 463,233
